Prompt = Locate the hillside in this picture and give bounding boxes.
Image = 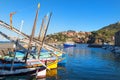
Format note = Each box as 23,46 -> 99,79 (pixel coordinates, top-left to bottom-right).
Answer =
97,22 -> 120,35
45,22 -> 120,44
45,30 -> 91,43
94,22 -> 120,44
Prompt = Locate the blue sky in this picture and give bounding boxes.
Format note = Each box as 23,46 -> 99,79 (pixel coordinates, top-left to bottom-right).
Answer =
0,0 -> 120,38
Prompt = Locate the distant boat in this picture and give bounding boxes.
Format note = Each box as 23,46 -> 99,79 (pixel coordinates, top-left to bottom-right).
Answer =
63,42 -> 76,48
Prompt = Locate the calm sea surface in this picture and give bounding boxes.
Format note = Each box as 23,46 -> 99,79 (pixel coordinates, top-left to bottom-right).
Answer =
3,44 -> 120,80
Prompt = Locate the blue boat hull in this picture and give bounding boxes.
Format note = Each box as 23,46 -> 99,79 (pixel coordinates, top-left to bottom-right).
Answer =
63,43 -> 76,48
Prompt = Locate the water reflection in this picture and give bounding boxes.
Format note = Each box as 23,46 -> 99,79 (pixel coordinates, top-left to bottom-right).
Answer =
63,44 -> 120,80
46,69 -> 57,78
46,66 -> 66,80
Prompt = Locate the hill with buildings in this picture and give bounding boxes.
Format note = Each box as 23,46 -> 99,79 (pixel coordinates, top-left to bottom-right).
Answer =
45,30 -> 91,44
45,22 -> 120,44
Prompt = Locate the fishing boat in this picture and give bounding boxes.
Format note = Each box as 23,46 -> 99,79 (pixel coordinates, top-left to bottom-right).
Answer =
16,50 -> 60,69
63,42 -> 76,48
0,16 -> 64,68
0,40 -> 62,70
40,48 -> 63,57
0,1 -> 65,78
0,3 -> 48,78
0,59 -> 46,77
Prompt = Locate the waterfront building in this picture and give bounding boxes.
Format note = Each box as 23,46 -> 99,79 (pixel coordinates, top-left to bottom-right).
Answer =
115,31 -> 120,46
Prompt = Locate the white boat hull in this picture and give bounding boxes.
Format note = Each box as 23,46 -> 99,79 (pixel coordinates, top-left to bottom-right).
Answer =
36,69 -> 46,79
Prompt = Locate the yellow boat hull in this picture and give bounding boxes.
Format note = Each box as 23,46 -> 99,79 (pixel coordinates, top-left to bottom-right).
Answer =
47,60 -> 58,69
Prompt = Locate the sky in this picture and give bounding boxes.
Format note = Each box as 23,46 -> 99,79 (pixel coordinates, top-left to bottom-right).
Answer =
0,0 -> 120,38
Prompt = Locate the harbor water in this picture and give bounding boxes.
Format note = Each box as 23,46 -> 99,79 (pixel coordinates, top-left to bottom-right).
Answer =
2,44 -> 120,80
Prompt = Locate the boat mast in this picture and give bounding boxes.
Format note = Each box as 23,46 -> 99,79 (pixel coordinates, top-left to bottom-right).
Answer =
37,13 -> 52,59
10,12 -> 16,29
18,20 -> 24,38
38,18 -> 44,41
0,20 -> 64,53
0,17 -> 25,72
37,18 -> 45,59
24,3 -> 40,63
